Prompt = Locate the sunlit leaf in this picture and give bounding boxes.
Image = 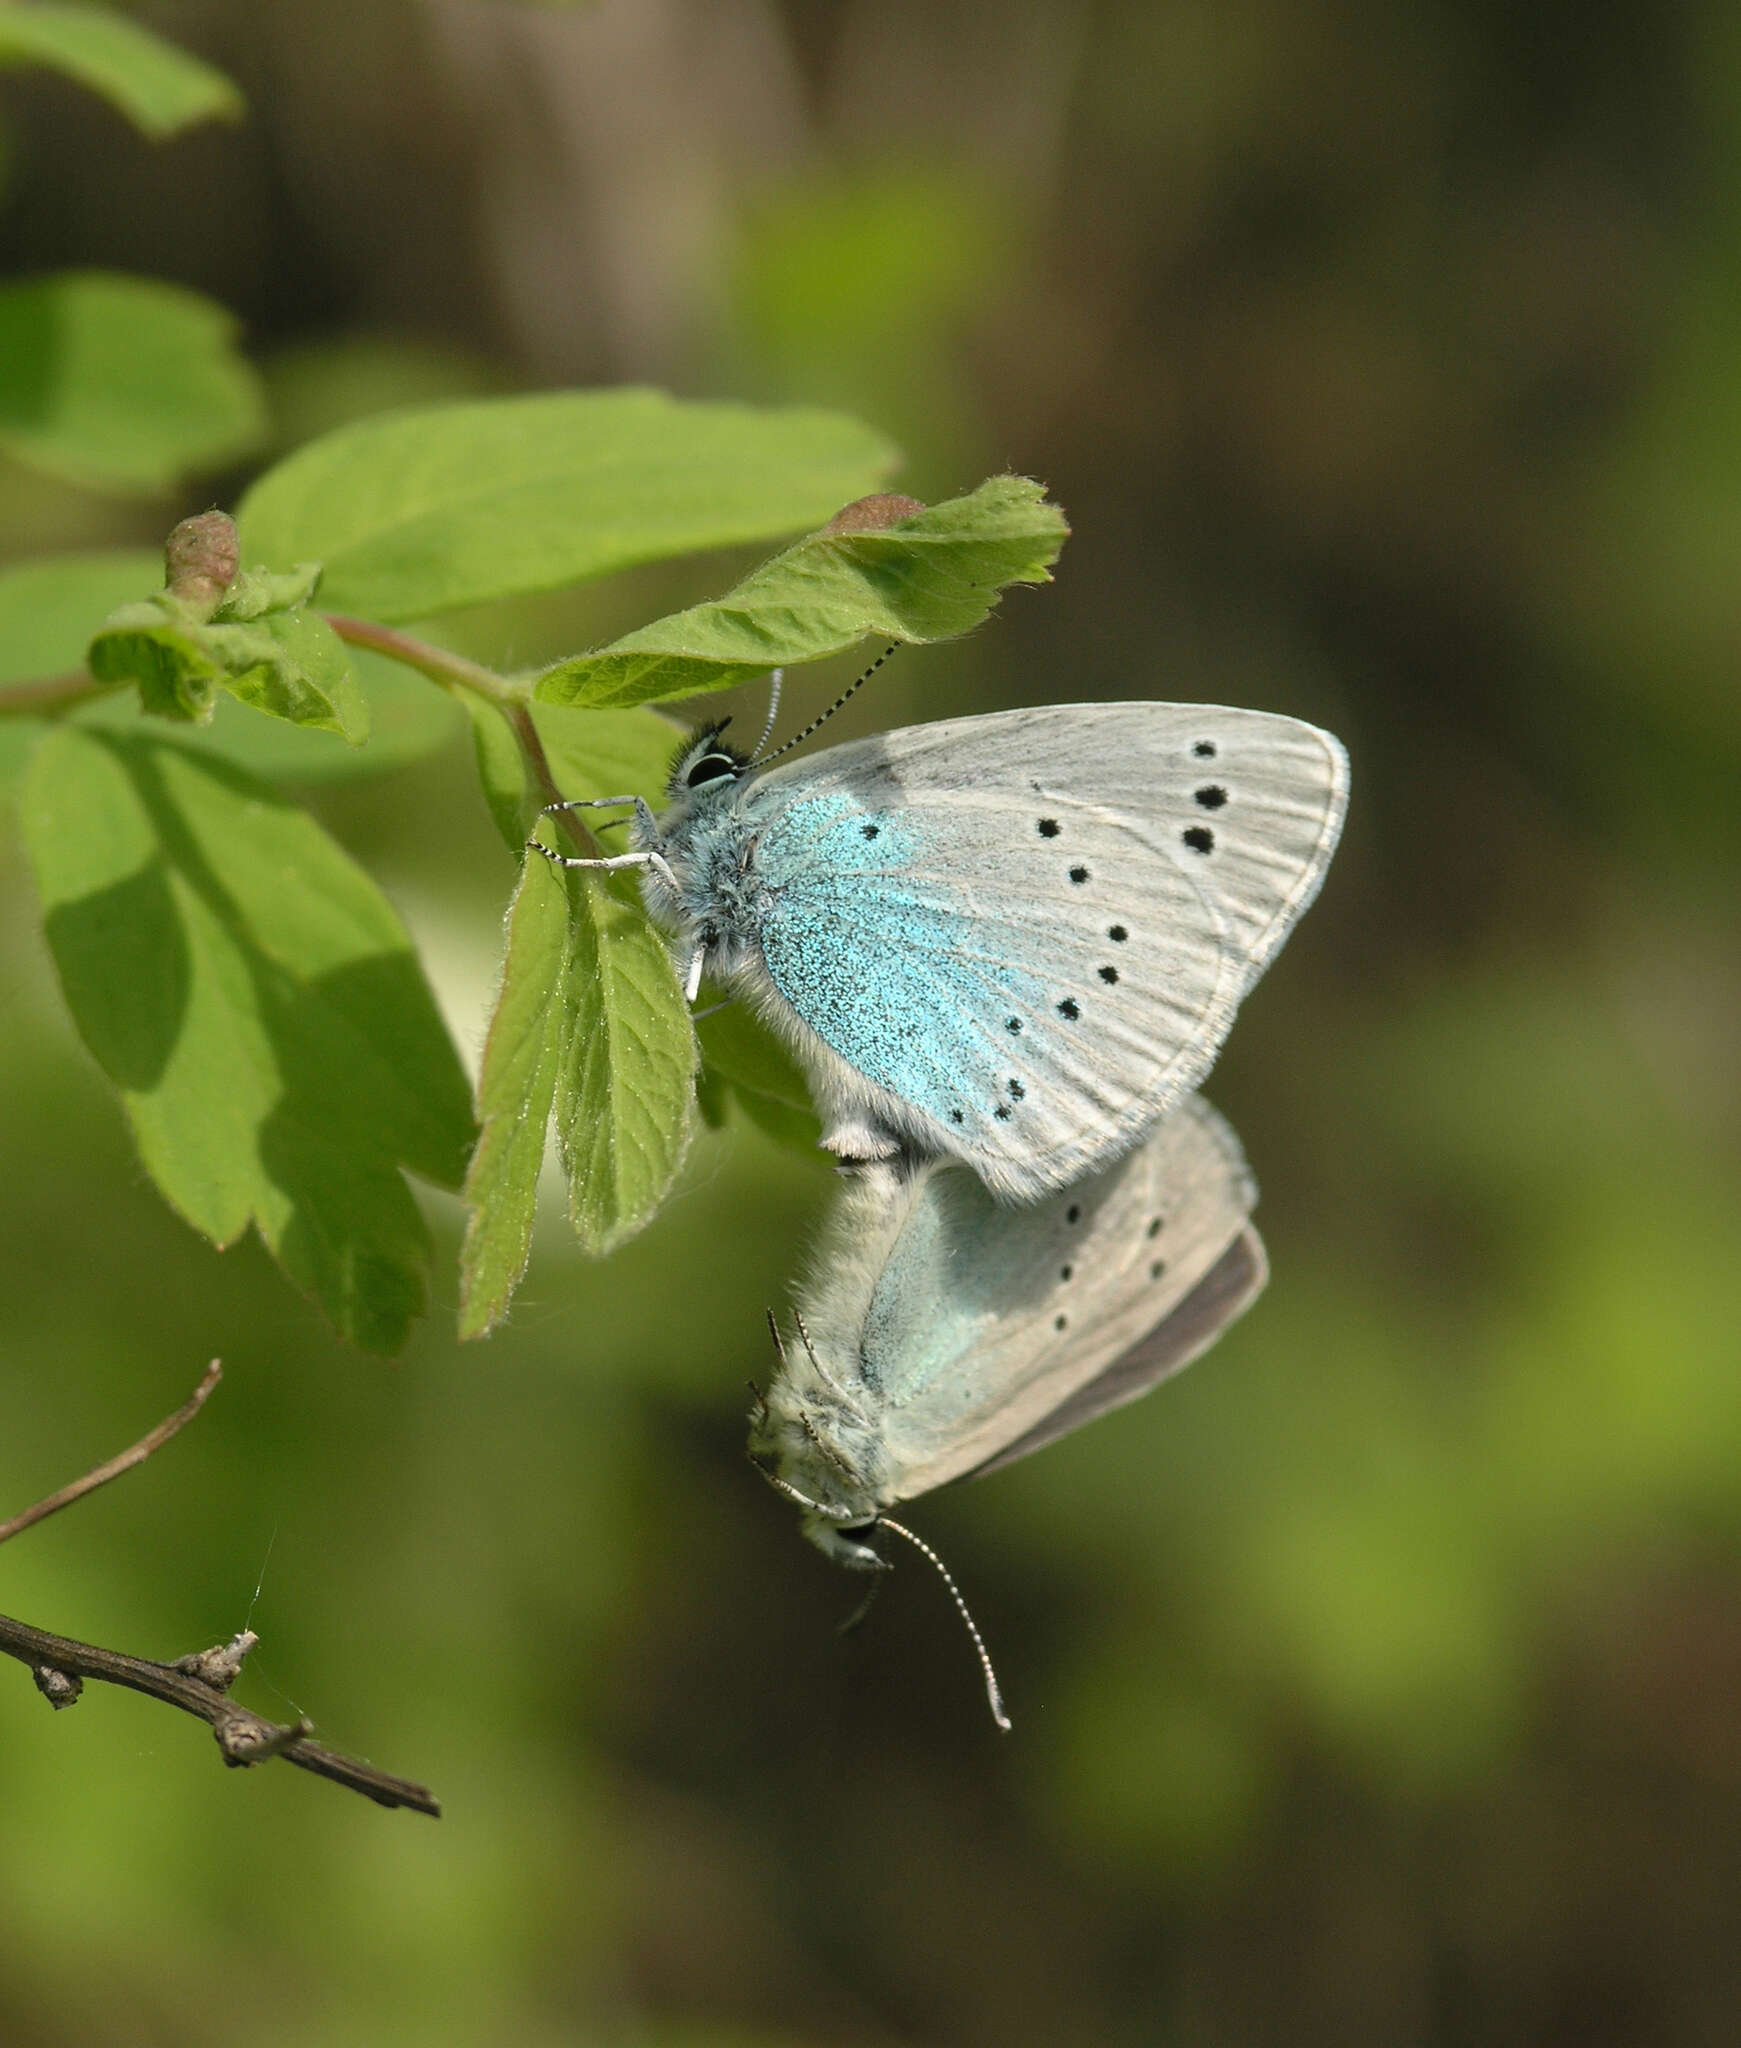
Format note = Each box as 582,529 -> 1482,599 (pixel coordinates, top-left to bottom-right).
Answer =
554,866 -> 696,1256
458,846 -> 569,1340
0,272 -> 266,492
88,576 -> 368,743
235,388 -> 898,622
21,727 -> 475,1353
534,475 -> 1068,709
0,4 -> 243,139
0,548 -> 160,684
459,842 -> 695,1336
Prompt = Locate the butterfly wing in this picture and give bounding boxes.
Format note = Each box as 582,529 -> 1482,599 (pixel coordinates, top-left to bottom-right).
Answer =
742,703 -> 1346,1198
800,1094 -> 1263,1509
965,1225 -> 1266,1478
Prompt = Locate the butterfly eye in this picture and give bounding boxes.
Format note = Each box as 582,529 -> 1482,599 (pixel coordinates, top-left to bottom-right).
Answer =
685,753 -> 739,788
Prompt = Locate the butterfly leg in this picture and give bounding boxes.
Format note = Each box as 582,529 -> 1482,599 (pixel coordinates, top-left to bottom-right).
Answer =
526,839 -> 681,893
683,943 -> 707,1004
534,793 -> 659,840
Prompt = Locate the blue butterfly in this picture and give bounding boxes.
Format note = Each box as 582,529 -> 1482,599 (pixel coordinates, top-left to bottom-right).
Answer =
750,1093 -> 1266,1725
535,687 -> 1346,1200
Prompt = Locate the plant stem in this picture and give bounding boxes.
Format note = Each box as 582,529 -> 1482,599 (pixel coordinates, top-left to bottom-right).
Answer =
0,671 -> 112,717
0,610 -> 594,857
322,614 -> 522,707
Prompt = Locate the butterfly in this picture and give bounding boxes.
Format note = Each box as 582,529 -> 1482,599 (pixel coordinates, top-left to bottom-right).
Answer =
536,695 -> 1346,1201
747,1093 -> 1266,1724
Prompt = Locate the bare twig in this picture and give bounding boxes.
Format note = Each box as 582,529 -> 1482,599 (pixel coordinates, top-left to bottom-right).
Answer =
0,1361 -> 441,1817
0,1613 -> 439,1813
0,1359 -> 223,1547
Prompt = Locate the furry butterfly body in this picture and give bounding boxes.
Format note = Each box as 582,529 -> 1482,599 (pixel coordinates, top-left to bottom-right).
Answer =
751,1093 -> 1266,1569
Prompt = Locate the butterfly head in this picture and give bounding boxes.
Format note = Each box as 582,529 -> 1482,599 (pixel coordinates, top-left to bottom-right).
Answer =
666,721 -> 752,810
748,1311 -> 886,1562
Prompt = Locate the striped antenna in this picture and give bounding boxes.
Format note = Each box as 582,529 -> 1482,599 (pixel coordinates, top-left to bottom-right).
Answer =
878,1516 -> 1011,1732
752,644 -> 900,766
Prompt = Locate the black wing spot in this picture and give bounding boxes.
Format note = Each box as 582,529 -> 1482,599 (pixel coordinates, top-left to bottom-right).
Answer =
949,1109 -> 964,1125
1008,1079 -> 1025,1098
994,1104 -> 1012,1121
1098,965 -> 1119,984
1037,818 -> 1060,838
1066,1204 -> 1082,1224
1195,785 -> 1228,810
1006,1017 -> 1023,1035
1060,1264 -> 1073,1281
1193,739 -> 1216,758
1054,1314 -> 1068,1332
861,822 -> 880,840
1058,998 -> 1080,1020
1069,865 -> 1090,884
1147,1217 -> 1164,1238
1150,1260 -> 1166,1281
1182,825 -> 1214,854
1108,924 -> 1128,942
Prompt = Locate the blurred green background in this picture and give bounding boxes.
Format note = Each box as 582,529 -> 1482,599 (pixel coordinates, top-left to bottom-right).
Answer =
4,2 -> 1741,2042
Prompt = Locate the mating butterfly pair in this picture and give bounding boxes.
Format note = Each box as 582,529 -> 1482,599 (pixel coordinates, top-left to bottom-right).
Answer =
536,695 -> 1347,1721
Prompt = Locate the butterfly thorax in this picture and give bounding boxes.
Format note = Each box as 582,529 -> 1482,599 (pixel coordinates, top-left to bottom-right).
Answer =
637,771 -> 769,974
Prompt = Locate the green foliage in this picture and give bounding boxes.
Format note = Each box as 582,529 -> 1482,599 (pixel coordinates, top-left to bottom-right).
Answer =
460,845 -> 695,1337
0,548 -> 161,683
0,2 -> 243,138
145,648 -> 463,783
535,475 -> 1067,708
19,727 -> 475,1353
0,320 -> 1056,1347
236,389 -> 899,621
88,563 -> 368,742
0,272 -> 266,491
466,696 -> 680,856
695,1001 -> 823,1151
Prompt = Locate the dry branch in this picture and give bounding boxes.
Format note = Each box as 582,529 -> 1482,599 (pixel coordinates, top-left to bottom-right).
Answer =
0,1361 -> 440,1817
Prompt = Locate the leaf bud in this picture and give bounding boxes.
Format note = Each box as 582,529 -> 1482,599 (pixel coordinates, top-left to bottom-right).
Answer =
164,510 -> 241,614
823,493 -> 927,536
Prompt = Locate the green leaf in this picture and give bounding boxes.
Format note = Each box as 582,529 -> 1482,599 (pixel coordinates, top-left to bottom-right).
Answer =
0,3 -> 243,138
221,608 -> 366,738
465,694 -> 681,856
0,271 -> 267,492
459,844 -> 695,1336
0,552 -> 457,779
21,728 -> 476,1353
0,715 -> 47,808
534,474 -> 1069,709
195,647 -> 459,781
72,646 -> 462,783
235,388 -> 898,622
464,692 -> 530,856
695,1001 -> 824,1154
88,585 -> 368,743
0,547 -> 161,683
555,867 -> 697,1257
534,700 -> 683,811
457,848 -> 567,1338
